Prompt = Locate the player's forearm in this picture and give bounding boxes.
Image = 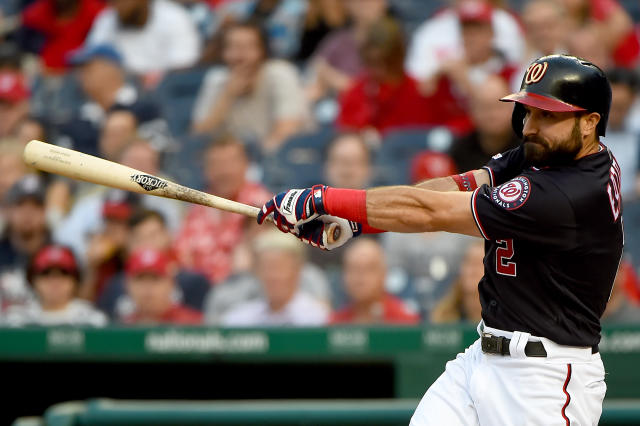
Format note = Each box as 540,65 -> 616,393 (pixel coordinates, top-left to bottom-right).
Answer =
323,186 -> 476,235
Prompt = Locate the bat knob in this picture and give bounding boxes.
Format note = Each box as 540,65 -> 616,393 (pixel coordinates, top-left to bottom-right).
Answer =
332,225 -> 341,242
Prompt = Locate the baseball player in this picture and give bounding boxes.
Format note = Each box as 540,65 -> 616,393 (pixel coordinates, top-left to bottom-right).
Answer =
257,55 -> 623,425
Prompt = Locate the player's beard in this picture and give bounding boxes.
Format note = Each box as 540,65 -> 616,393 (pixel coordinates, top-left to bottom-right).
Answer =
523,119 -> 583,167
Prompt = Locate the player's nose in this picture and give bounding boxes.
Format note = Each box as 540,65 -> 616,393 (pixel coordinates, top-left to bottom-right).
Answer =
521,113 -> 539,138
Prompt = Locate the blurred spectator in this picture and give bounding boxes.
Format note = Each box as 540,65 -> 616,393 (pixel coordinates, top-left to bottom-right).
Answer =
433,1 -> 518,97
192,21 -> 312,153
604,68 -> 640,199
450,76 -> 519,172
307,0 -> 391,100
0,70 -> 30,139
54,139 -> 182,260
332,238 -> 419,324
601,260 -> 640,323
14,116 -> 48,145
121,247 -> 203,324
59,44 -> 168,156
518,0 -> 568,89
382,153 -> 471,317
80,189 -> 137,301
295,0 -> 347,62
4,244 -> 107,326
20,0 -> 105,74
175,135 -> 270,283
98,109 -> 138,161
324,132 -> 372,190
337,18 -> 470,136
566,24 -> 612,70
560,0 -> 640,68
0,140 -> 29,208
406,0 -> 524,84
220,229 -> 329,326
204,0 -> 307,60
86,0 -> 201,78
431,239 -> 484,324
98,209 -> 210,320
0,175 -> 50,311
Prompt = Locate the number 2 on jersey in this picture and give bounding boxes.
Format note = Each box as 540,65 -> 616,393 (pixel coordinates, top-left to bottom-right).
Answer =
496,239 -> 516,276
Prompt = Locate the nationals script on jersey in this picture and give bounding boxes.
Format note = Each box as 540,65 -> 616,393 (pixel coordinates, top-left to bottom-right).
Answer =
470,143 -> 623,347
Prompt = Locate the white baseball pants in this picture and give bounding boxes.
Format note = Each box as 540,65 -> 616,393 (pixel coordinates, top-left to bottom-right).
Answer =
410,323 -> 606,426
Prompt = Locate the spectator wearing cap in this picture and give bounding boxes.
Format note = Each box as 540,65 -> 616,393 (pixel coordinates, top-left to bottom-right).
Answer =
381,151 -> 473,318
54,138 -> 181,261
79,189 -> 138,301
175,135 -> 271,284
449,75 -> 519,173
602,68 -> 640,199
86,0 -> 200,78
3,244 -> 107,326
122,248 -> 203,325
332,238 -> 419,324
337,17 -> 470,136
406,0 -> 524,84
58,43 -> 169,157
434,0 -> 518,97
0,175 -> 51,311
0,70 -> 30,139
98,209 -> 210,320
20,0 -> 105,74
192,20 -> 312,153
219,230 -> 329,327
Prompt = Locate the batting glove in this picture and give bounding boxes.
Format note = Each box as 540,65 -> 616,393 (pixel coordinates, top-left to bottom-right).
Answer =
297,216 -> 362,250
257,185 -> 328,232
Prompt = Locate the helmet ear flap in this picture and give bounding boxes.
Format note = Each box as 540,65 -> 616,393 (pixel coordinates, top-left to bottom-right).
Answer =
511,103 -> 526,139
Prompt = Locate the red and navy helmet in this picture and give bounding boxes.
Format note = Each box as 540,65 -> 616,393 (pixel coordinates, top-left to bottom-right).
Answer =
501,55 -> 611,138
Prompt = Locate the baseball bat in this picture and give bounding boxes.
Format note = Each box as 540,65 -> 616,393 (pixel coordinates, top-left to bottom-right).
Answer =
23,140 -> 340,242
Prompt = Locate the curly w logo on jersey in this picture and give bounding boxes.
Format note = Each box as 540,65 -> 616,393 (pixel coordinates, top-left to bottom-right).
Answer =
491,176 -> 531,210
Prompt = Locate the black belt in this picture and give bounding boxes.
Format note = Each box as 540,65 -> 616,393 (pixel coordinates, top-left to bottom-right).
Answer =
481,334 -> 599,357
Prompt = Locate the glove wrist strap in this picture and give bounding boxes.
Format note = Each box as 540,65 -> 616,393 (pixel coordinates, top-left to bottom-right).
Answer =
324,187 -> 369,225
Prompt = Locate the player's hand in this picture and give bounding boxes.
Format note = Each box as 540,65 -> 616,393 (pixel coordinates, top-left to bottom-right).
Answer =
296,216 -> 362,250
256,185 -> 328,232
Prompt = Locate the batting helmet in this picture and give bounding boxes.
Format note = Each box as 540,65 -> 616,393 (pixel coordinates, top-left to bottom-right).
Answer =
500,55 -> 611,138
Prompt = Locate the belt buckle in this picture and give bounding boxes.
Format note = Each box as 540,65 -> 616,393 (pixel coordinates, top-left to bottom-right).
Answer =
481,333 -> 506,355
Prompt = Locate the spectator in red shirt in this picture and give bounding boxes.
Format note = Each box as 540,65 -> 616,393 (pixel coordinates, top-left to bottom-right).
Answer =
332,238 -> 420,325
21,0 -> 105,73
174,134 -> 271,284
336,17 -> 471,136
122,248 -> 203,325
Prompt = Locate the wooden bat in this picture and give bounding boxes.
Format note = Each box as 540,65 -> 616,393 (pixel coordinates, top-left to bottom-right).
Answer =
23,140 -> 340,243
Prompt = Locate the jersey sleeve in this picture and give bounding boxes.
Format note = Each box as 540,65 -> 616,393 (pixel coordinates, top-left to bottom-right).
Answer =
471,173 -> 576,247
482,145 -> 526,186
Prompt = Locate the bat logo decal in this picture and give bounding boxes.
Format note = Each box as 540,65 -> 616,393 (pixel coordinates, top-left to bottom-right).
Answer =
130,174 -> 168,192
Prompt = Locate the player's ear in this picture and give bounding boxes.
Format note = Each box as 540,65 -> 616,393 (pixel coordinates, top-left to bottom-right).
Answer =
580,112 -> 600,136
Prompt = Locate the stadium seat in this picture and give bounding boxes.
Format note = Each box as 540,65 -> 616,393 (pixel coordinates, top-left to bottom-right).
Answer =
154,67 -> 208,137
374,127 -> 454,185
262,126 -> 336,193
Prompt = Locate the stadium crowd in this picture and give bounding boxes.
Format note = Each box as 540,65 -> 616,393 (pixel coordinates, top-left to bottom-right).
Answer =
0,0 -> 639,327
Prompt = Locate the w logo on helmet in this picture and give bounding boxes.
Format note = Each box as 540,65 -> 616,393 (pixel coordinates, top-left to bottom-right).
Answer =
525,62 -> 548,85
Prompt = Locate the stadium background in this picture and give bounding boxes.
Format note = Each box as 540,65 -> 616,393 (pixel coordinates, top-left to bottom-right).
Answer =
1,0 -> 640,424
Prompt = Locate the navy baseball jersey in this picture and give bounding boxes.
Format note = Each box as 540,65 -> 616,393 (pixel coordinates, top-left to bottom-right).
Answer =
471,143 -> 624,347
